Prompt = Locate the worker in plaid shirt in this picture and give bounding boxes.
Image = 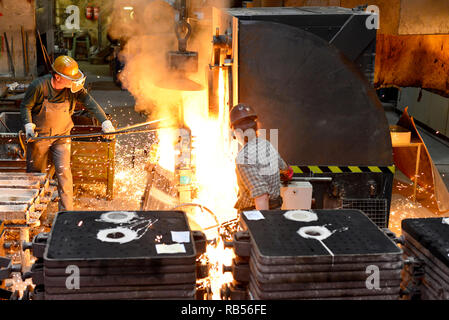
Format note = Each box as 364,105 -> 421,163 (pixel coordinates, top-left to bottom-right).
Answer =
230,103 -> 292,212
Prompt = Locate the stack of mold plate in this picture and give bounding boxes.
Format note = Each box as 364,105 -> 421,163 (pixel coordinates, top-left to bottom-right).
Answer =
37,210 -> 198,300
402,218 -> 449,300
239,209 -> 403,300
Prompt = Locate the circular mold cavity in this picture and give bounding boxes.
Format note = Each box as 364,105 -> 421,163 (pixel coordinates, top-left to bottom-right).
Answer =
284,210 -> 318,222
297,226 -> 332,241
107,232 -> 125,239
97,227 -> 137,244
100,211 -> 137,224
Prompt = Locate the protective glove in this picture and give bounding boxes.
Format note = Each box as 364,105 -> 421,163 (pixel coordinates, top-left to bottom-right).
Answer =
101,120 -> 115,133
24,123 -> 37,140
280,166 -> 294,182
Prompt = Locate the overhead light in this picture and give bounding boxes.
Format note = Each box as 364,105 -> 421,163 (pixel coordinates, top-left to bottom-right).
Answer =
123,6 -> 133,10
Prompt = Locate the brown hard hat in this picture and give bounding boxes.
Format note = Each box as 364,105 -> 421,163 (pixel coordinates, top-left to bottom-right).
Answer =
52,55 -> 84,81
230,103 -> 257,128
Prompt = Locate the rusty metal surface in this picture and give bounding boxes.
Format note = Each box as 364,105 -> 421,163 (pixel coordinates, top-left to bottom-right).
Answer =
398,0 -> 449,35
375,34 -> 449,97
0,160 -> 27,172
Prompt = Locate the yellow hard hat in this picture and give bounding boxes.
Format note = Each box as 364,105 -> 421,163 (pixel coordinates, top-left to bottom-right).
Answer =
52,55 -> 83,80
52,55 -> 86,92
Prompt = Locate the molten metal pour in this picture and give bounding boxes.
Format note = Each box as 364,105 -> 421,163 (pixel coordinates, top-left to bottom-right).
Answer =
139,99 -> 238,299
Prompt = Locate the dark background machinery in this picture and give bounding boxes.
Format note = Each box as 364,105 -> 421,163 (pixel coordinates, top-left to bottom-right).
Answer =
211,6 -> 394,228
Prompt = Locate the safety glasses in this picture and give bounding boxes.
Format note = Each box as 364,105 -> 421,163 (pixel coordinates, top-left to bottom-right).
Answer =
55,70 -> 86,93
70,71 -> 86,93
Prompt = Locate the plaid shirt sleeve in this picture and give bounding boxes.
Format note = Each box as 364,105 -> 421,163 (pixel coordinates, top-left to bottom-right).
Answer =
278,154 -> 288,171
236,163 -> 269,199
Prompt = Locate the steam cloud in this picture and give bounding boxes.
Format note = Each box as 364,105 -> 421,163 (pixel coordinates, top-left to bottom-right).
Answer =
108,0 -> 224,126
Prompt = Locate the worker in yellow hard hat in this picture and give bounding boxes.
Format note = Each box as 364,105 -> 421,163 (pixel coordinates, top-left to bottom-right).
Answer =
20,55 -> 115,211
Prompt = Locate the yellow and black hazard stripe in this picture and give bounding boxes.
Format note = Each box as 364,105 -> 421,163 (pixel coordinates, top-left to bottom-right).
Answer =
290,165 -> 395,174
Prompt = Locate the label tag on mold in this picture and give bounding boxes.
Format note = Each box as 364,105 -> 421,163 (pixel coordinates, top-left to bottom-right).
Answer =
156,243 -> 186,254
171,231 -> 191,243
243,210 -> 265,221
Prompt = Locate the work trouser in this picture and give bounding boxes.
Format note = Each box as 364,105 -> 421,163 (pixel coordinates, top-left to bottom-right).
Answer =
26,138 -> 73,211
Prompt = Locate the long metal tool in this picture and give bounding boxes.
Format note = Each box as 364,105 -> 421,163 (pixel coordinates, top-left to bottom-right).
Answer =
3,33 -> 15,77
113,118 -> 168,133
21,26 -> 29,76
36,28 -> 52,73
27,118 -> 169,142
26,127 -> 164,142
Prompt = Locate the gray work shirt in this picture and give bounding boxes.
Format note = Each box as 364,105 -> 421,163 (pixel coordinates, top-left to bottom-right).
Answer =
20,74 -> 108,125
